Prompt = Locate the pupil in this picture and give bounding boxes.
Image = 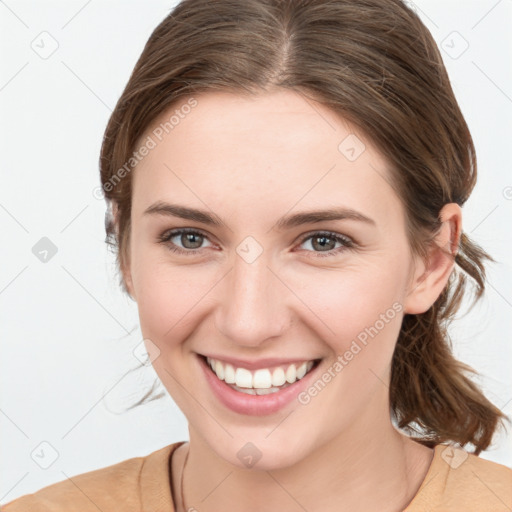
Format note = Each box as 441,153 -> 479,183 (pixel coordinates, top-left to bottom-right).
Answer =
183,233 -> 202,249
314,236 -> 334,251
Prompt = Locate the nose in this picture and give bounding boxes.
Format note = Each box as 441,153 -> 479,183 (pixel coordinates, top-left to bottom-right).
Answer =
214,250 -> 289,348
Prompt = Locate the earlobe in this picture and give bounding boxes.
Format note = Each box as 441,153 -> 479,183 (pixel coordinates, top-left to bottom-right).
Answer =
121,257 -> 136,301
123,271 -> 136,301
403,203 -> 462,315
112,201 -> 136,301
121,249 -> 137,302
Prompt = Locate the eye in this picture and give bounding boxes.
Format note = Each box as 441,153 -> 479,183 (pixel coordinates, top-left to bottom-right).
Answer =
296,231 -> 355,257
157,228 -> 214,256
157,228 -> 355,258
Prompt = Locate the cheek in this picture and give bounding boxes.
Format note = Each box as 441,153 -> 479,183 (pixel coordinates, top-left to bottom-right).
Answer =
289,256 -> 406,335
295,270 -> 405,413
285,258 -> 406,392
132,256 -> 217,344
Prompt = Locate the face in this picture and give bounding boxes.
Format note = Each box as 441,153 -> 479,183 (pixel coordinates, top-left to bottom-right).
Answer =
123,89 -> 423,469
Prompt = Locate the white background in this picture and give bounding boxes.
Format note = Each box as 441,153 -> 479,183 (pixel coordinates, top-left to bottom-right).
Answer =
1,0 -> 511,502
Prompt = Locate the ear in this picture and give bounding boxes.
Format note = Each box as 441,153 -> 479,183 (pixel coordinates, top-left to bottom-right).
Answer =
112,202 -> 136,301
403,203 -> 462,315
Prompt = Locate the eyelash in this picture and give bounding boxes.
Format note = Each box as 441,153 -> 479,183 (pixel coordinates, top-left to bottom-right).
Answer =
157,228 -> 356,258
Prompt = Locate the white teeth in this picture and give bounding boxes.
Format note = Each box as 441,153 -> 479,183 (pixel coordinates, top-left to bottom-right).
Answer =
205,356 -> 318,391
235,368 -> 253,388
271,367 -> 286,387
255,386 -> 283,395
285,364 -> 297,383
253,369 -> 272,389
224,363 -> 236,384
214,360 -> 224,380
236,387 -> 257,395
296,362 -> 307,379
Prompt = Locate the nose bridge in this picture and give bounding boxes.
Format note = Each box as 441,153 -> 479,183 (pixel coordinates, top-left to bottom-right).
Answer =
215,250 -> 287,346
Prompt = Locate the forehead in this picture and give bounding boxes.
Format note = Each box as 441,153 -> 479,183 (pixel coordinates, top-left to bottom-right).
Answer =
132,90 -> 404,231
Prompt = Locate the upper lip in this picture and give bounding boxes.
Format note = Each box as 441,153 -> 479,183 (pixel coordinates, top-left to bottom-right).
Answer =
199,353 -> 321,371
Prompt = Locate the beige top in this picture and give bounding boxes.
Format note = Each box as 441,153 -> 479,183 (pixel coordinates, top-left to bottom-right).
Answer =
2,441 -> 511,511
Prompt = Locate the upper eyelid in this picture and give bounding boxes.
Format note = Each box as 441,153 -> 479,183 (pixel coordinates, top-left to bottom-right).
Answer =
164,227 -> 216,244
297,230 -> 352,243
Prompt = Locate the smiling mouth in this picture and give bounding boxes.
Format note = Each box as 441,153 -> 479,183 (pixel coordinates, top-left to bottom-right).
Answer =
199,354 -> 322,396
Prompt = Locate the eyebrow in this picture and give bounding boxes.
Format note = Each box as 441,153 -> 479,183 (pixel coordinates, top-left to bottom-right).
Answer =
143,201 -> 376,229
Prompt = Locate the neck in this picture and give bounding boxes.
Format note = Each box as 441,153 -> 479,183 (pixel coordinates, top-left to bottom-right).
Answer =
173,404 -> 433,512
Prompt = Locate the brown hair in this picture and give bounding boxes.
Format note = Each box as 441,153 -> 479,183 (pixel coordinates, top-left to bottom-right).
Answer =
99,0 -> 508,454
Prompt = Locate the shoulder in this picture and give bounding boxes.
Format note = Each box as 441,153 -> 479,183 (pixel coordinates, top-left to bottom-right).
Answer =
408,444 -> 512,511
1,442 -> 182,512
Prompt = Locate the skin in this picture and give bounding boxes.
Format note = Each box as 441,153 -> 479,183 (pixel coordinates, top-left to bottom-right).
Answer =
118,89 -> 461,512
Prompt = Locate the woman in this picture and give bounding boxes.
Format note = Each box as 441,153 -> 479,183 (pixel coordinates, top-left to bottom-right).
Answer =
3,0 -> 511,510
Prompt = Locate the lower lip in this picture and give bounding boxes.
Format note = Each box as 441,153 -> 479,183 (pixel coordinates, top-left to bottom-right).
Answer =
197,354 -> 321,416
